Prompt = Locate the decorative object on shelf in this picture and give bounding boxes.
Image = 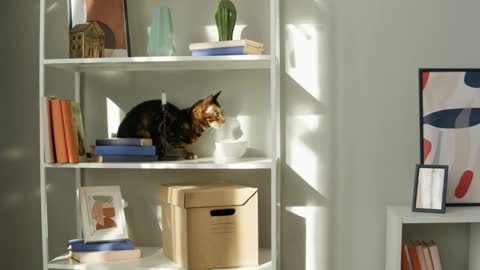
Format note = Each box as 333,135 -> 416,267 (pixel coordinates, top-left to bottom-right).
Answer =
147,7 -> 175,56
69,21 -> 105,58
215,0 -> 236,41
157,183 -> 258,269
215,139 -> 247,160
189,40 -> 264,56
69,0 -> 131,57
79,186 -> 129,242
117,91 -> 225,160
419,68 -> 480,205
412,164 -> 448,213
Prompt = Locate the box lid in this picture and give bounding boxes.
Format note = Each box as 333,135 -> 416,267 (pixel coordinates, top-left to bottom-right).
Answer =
157,184 -> 257,208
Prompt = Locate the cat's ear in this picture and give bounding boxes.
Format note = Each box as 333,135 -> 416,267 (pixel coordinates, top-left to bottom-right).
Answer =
213,91 -> 222,102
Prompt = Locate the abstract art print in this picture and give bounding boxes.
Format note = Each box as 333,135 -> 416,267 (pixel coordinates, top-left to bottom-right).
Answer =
69,0 -> 130,57
420,69 -> 480,205
79,186 -> 128,242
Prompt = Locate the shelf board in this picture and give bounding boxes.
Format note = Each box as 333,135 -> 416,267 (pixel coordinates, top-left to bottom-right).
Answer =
44,157 -> 272,170
42,55 -> 272,72
48,247 -> 271,270
388,205 -> 480,224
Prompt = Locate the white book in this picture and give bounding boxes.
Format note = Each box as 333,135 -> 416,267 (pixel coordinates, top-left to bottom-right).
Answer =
189,40 -> 264,50
70,249 -> 141,263
42,97 -> 55,163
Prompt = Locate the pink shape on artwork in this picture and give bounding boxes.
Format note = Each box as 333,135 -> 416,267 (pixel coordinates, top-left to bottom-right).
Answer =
455,170 -> 474,199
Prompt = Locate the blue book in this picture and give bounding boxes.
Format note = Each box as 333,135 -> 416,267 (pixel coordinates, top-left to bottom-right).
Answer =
191,46 -> 261,56
96,138 -> 153,146
97,155 -> 158,162
96,146 -> 156,156
69,239 -> 135,252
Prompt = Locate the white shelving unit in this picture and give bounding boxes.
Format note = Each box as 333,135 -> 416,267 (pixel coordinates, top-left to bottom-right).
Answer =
385,205 -> 480,270
39,1 -> 280,270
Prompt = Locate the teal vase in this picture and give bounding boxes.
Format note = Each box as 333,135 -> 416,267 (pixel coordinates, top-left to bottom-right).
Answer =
147,7 -> 175,56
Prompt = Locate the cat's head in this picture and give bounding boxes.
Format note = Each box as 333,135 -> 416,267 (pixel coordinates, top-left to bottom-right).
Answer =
192,91 -> 225,129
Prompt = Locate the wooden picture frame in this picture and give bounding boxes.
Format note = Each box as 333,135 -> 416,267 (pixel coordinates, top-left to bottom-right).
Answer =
68,0 -> 131,57
412,164 -> 448,213
79,186 -> 129,242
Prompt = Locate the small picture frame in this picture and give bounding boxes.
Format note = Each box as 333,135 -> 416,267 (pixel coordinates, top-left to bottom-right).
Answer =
68,0 -> 131,57
79,186 -> 128,242
412,164 -> 449,213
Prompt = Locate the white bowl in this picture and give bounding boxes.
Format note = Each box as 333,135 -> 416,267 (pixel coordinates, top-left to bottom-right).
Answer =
215,140 -> 248,160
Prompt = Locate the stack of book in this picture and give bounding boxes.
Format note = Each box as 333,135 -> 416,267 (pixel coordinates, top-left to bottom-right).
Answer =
68,239 -> 141,263
189,40 -> 264,56
402,240 -> 442,270
42,97 -> 86,164
95,138 -> 157,162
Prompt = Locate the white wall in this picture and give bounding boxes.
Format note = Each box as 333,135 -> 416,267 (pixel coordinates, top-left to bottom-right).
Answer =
280,0 -> 335,269
334,1 -> 480,270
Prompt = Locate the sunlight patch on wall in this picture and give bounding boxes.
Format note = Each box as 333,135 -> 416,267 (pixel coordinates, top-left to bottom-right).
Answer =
286,206 -> 330,270
285,24 -> 329,102
106,98 -> 125,138
286,115 -> 329,196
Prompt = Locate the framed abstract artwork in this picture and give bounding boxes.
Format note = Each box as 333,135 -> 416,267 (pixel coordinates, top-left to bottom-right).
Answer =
412,164 -> 448,213
69,0 -> 131,57
419,68 -> 480,205
79,186 -> 128,242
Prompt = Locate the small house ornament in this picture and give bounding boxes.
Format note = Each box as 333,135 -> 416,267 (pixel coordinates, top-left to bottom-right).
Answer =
69,21 -> 105,58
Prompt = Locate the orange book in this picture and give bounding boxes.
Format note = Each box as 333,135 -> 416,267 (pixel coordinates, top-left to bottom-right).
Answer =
50,99 -> 68,163
407,242 -> 422,270
61,100 -> 79,163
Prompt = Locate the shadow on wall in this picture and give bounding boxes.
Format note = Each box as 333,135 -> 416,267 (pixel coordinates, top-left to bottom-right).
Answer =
281,0 -> 334,269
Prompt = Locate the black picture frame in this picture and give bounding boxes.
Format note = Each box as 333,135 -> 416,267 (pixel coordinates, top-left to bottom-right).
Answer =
412,164 -> 448,213
418,68 -> 480,206
68,0 -> 131,57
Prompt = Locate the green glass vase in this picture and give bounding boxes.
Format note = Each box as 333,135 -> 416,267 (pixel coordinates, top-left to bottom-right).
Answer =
147,7 -> 176,56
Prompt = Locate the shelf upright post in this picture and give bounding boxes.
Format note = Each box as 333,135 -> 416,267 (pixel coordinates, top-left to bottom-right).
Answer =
74,72 -> 82,238
39,0 -> 49,269
270,0 -> 281,268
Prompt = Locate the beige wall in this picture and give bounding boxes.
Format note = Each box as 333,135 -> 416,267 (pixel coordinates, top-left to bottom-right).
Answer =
0,1 -> 42,269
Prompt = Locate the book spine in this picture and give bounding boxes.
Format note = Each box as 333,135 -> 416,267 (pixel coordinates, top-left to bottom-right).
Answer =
97,155 -> 158,162
189,40 -> 264,50
96,138 -> 152,146
69,239 -> 135,252
61,100 -> 79,163
71,102 -> 87,162
95,146 -> 156,156
42,97 -> 55,163
192,46 -> 246,56
50,99 -> 68,163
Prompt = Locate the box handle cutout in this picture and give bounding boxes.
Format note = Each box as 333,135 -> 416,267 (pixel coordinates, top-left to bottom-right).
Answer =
210,209 -> 236,216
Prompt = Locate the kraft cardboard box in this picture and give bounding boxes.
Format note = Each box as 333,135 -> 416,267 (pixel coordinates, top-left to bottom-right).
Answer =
157,183 -> 258,270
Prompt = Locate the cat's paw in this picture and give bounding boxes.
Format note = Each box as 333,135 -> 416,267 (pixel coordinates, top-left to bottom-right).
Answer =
184,152 -> 198,160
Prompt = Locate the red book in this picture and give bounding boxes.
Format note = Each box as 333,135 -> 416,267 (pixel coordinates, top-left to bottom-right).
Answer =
50,99 -> 68,163
407,242 -> 422,270
61,100 -> 79,163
